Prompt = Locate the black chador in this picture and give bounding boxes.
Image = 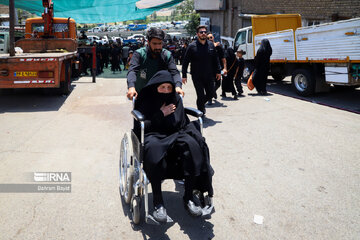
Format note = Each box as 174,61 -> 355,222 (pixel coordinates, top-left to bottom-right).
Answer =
134,70 -> 214,207
252,39 -> 272,94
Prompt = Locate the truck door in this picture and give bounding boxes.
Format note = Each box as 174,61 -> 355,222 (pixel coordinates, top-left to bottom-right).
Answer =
234,29 -> 246,52
234,28 -> 254,60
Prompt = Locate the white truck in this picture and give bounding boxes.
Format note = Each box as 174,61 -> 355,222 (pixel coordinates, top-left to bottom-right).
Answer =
234,15 -> 360,96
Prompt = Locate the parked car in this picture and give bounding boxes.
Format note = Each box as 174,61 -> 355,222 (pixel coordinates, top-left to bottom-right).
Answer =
107,26 -> 118,32
128,34 -> 145,40
87,35 -> 101,43
111,36 -> 124,44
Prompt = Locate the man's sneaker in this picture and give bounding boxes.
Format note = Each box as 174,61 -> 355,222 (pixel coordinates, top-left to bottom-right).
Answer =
153,205 -> 167,223
184,199 -> 202,217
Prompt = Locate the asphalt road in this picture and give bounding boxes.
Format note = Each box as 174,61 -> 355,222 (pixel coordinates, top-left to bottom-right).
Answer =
0,68 -> 359,240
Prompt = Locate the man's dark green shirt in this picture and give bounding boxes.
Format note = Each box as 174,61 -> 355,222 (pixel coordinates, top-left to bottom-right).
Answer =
127,46 -> 182,93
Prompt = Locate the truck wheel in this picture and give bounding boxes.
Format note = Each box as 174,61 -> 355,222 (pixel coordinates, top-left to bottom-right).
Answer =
291,69 -> 315,96
60,61 -> 72,95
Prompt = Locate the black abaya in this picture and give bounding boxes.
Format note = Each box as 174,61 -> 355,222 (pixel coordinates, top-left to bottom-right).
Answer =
134,70 -> 214,205
252,39 -> 272,94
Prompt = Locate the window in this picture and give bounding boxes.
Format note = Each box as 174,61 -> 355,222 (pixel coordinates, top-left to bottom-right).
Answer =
234,30 -> 246,50
54,23 -> 69,32
32,23 -> 44,32
32,23 -> 69,33
248,29 -> 252,43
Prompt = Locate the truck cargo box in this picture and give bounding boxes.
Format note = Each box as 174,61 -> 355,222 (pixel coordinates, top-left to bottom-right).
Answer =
254,29 -> 296,61
295,18 -> 360,61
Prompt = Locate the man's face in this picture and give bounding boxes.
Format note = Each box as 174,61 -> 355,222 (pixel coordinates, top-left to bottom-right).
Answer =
207,34 -> 214,43
197,28 -> 207,40
148,38 -> 163,54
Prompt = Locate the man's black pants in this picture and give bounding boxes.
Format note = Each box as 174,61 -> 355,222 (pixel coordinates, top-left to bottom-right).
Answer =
192,75 -> 213,114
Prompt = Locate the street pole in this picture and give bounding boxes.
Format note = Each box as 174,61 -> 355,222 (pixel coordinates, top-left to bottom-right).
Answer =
9,0 -> 15,56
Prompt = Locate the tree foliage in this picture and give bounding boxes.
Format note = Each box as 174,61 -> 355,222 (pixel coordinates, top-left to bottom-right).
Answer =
185,12 -> 200,36
175,0 -> 195,16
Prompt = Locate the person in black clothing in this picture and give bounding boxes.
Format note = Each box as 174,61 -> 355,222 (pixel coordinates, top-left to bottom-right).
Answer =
252,39 -> 272,95
127,27 -> 184,99
234,48 -> 245,95
182,25 -> 221,115
179,42 -> 188,65
122,43 -> 130,69
95,42 -> 102,75
101,43 -> 110,70
207,32 -> 227,102
134,70 -> 214,222
221,47 -> 238,99
110,43 -> 120,74
115,43 -> 122,72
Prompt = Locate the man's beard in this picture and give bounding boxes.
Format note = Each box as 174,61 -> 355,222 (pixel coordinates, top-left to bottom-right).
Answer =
199,35 -> 207,41
150,47 -> 162,55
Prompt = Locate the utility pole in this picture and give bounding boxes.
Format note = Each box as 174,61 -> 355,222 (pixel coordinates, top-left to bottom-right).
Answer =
9,0 -> 15,56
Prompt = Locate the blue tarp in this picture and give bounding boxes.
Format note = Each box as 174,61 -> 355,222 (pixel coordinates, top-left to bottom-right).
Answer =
0,0 -> 183,23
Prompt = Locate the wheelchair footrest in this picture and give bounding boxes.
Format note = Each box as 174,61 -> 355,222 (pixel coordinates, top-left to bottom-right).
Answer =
201,204 -> 214,218
145,214 -> 174,225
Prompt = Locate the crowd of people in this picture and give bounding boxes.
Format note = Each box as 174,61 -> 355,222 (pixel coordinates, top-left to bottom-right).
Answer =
78,30 -> 193,77
78,39 -> 139,76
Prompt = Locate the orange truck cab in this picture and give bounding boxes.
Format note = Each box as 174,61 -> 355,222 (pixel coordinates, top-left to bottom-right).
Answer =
0,16 -> 78,95
24,17 -> 77,40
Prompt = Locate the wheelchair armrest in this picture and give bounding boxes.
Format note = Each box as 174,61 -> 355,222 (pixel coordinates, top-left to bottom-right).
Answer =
131,110 -> 145,122
185,107 -> 203,118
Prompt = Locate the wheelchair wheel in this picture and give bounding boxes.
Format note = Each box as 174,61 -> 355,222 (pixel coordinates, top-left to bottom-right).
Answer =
119,132 -> 134,204
131,196 -> 141,224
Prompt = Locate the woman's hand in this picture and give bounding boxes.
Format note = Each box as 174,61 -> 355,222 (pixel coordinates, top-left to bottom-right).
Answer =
160,103 -> 176,116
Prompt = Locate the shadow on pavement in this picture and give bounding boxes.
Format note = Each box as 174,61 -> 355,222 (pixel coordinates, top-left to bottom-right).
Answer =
266,79 -> 360,114
205,100 -> 227,108
0,87 -> 70,113
247,92 -> 274,97
203,116 -> 222,128
119,182 -> 215,240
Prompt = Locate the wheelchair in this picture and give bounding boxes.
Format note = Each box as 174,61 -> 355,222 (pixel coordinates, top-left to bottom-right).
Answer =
119,103 -> 213,225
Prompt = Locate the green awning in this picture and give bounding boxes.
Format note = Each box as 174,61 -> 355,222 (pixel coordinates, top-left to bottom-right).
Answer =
0,0 -> 183,23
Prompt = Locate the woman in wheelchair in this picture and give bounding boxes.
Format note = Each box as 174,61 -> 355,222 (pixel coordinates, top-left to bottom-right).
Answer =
134,70 -> 214,223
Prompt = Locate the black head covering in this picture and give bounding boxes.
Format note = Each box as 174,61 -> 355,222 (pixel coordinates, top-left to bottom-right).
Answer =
134,70 -> 187,135
257,39 -> 272,58
225,47 -> 236,66
135,70 -> 178,112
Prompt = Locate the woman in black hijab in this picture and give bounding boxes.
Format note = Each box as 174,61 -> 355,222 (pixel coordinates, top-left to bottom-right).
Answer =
134,70 -> 214,223
252,39 -> 272,95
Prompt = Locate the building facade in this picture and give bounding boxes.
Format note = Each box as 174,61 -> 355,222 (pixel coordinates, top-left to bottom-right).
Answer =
194,0 -> 360,42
